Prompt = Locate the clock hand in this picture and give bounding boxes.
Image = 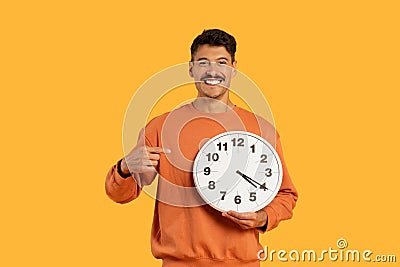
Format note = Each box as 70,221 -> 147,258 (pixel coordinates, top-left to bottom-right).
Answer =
236,170 -> 268,190
235,170 -> 257,188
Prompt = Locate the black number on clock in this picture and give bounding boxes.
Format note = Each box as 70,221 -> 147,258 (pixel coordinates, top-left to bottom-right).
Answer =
204,167 -> 211,175
220,191 -> 227,200
217,142 -> 228,151
208,181 -> 216,190
234,195 -> 241,204
260,154 -> 268,163
260,183 -> 268,191
206,152 -> 219,161
265,168 -> 272,177
250,144 -> 255,153
249,192 -> 256,202
232,138 -> 244,147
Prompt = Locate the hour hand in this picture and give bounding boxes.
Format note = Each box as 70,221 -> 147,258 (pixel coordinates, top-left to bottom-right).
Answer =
236,170 -> 257,188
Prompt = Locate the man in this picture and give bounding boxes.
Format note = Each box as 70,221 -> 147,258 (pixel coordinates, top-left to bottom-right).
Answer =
106,29 -> 298,267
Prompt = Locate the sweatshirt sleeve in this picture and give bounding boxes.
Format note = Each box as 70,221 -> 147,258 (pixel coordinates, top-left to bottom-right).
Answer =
105,164 -> 143,204
259,134 -> 298,233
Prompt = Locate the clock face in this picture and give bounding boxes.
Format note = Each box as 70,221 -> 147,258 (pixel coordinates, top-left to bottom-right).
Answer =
193,131 -> 282,213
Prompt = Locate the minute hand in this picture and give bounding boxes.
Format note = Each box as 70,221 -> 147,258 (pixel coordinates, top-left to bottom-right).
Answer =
236,170 -> 262,188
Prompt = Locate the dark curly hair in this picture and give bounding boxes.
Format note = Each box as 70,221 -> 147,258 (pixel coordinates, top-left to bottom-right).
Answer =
190,29 -> 237,62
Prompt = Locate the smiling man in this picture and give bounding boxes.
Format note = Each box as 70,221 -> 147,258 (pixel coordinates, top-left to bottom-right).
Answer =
190,44 -> 236,97
105,29 -> 298,267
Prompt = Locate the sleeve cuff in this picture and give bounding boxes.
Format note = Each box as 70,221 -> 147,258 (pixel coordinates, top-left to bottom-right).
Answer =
257,216 -> 268,233
117,159 -> 132,179
265,206 -> 278,232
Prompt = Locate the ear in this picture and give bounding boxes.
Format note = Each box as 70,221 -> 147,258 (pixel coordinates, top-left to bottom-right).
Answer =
231,60 -> 237,77
188,61 -> 194,77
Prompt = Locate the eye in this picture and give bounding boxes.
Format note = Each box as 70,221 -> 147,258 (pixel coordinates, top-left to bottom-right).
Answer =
198,60 -> 209,66
218,61 -> 227,65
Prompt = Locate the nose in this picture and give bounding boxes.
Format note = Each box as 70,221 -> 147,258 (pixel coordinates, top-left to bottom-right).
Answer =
206,62 -> 218,76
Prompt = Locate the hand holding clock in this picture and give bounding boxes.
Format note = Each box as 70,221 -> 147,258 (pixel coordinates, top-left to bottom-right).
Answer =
223,170 -> 268,229
222,209 -> 267,230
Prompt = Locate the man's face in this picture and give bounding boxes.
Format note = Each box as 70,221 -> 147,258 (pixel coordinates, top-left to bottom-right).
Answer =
189,45 -> 237,100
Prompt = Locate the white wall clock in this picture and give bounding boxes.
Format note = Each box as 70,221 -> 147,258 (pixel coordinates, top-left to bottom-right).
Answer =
193,131 -> 282,212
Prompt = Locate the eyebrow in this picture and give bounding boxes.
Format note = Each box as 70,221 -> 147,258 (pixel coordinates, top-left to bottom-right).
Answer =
217,57 -> 229,61
196,57 -> 229,61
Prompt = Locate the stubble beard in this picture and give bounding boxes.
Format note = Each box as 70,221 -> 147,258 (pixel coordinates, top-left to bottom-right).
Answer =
197,83 -> 229,100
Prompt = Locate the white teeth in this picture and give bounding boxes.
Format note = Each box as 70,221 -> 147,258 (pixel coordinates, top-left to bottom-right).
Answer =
204,79 -> 222,85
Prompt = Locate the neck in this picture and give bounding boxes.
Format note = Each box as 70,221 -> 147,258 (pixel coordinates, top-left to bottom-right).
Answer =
192,97 -> 234,113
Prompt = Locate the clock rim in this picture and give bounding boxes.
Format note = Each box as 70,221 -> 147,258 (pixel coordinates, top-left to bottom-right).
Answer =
192,130 -> 283,213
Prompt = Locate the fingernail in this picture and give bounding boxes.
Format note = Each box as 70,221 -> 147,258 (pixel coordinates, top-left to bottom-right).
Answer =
165,149 -> 171,153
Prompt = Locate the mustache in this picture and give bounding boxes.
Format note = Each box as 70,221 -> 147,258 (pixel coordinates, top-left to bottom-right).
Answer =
200,74 -> 225,81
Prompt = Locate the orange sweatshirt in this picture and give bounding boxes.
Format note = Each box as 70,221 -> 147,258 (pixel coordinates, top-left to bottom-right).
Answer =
105,104 -> 298,267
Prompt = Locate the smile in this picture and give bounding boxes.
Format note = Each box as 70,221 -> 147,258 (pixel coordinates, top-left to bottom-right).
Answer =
203,79 -> 223,86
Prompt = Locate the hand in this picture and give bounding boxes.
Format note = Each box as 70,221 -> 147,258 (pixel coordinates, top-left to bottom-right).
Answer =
121,146 -> 171,174
222,210 -> 267,230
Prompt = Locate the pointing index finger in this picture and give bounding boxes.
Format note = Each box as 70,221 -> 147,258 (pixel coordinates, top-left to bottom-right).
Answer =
146,146 -> 171,154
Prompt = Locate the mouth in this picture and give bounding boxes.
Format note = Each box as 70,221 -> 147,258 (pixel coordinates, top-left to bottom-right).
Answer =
203,78 -> 223,86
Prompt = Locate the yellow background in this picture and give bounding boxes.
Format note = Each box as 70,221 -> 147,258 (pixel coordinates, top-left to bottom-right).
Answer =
1,1 -> 399,266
